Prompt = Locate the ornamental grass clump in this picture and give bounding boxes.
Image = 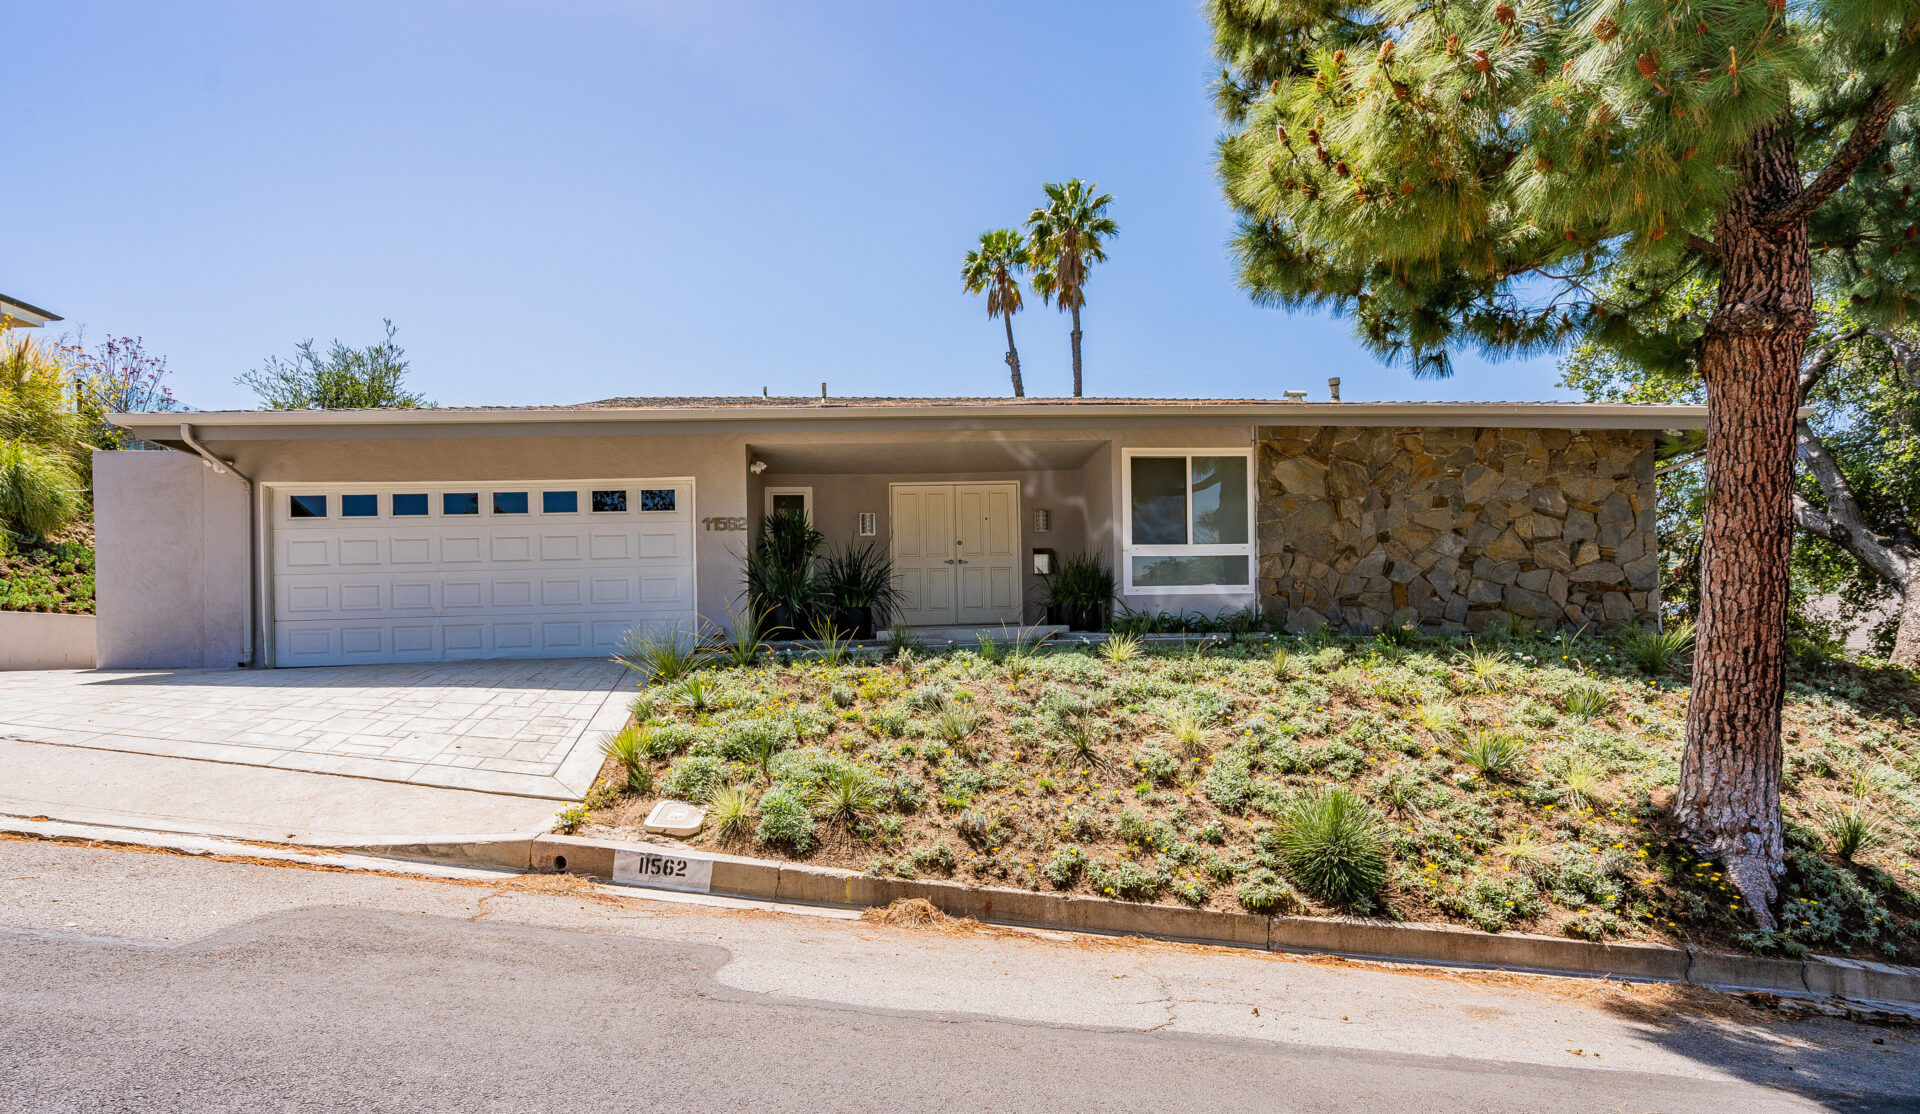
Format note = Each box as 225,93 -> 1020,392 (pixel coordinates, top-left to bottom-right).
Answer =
1563,682 -> 1613,721
599,724 -> 653,794
1620,622 -> 1695,677
1824,806 -> 1880,862
819,765 -> 886,826
613,626 -> 705,684
1097,632 -> 1142,663
1455,730 -> 1527,781
709,784 -> 755,841
1266,787 -> 1388,906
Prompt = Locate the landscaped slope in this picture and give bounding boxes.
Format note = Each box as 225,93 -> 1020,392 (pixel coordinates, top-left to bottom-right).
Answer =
577,629 -> 1919,962
0,531 -> 94,613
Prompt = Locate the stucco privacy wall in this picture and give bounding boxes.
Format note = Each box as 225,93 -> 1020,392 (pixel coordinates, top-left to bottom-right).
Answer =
94,449 -> 250,668
1256,426 -> 1659,632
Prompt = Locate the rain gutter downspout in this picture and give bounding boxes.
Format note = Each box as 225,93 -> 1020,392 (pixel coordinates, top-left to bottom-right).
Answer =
179,423 -> 256,667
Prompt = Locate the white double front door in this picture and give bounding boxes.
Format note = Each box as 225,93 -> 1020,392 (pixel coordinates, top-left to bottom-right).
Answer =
889,482 -> 1021,627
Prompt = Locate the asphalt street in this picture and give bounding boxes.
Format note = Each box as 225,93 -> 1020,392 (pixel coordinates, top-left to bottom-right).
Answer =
2,838 -> 1914,1113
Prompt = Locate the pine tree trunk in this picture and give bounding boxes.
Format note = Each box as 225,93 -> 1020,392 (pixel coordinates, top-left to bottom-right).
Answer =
1003,314 -> 1025,397
1070,303 -> 1084,398
1679,124 -> 1816,931
1892,573 -> 1920,667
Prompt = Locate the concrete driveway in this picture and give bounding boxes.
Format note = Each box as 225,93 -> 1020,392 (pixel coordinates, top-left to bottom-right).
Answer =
0,658 -> 631,799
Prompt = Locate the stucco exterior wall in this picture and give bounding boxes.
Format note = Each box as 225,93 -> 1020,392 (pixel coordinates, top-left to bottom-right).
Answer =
94,449 -> 250,668
1256,426 -> 1660,632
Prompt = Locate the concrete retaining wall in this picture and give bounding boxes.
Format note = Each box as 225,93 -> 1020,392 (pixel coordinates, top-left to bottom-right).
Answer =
0,611 -> 96,669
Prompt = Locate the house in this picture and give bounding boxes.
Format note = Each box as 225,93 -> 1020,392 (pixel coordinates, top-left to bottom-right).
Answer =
0,293 -> 63,330
97,397 -> 1702,668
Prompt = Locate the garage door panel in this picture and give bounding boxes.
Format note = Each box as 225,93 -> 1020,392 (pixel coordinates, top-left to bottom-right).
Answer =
271,480 -> 695,665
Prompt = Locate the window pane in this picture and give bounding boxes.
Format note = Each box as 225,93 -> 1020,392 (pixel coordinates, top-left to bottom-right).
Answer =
341,494 -> 377,517
770,493 -> 806,517
392,493 -> 429,516
1130,457 -> 1187,545
443,492 -> 480,515
639,488 -> 676,512
492,491 -> 529,515
542,491 -> 578,513
592,489 -> 628,512
289,494 -> 327,519
1191,456 -> 1249,545
1130,555 -> 1250,588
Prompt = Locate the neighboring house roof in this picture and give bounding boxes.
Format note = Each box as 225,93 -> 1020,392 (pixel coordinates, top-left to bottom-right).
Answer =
111,397 -> 1712,441
0,294 -> 62,328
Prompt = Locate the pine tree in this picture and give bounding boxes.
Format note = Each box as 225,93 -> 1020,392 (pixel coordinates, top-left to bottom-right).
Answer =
1209,0 -> 1920,928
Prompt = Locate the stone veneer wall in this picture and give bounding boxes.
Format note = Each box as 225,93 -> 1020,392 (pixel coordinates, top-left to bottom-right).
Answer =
1256,426 -> 1660,633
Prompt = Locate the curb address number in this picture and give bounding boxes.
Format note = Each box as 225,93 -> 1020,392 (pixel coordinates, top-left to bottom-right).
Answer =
612,847 -> 714,893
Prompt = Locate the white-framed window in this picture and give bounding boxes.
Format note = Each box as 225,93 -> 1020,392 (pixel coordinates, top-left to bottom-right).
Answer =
1120,449 -> 1255,594
765,486 -> 813,522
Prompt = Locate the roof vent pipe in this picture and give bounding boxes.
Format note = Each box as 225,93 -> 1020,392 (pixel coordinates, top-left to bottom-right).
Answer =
820,382 -> 828,401
1328,376 -> 1342,401
1283,390 -> 1308,401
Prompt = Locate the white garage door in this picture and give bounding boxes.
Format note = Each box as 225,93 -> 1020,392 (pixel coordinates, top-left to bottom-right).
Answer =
270,479 -> 695,666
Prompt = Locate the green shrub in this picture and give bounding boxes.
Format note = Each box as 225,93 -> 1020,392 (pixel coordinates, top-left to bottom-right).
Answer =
909,843 -> 956,873
1088,858 -> 1169,901
1203,749 -> 1254,814
1267,787 -> 1389,905
1044,846 -> 1089,889
754,784 -> 816,852
1436,872 -> 1545,932
1170,878 -> 1210,906
1563,683 -> 1613,720
1235,867 -> 1301,913
660,754 -> 729,803
1824,806 -> 1880,861
869,708 -> 909,737
888,774 -> 927,812
0,439 -> 82,541
1132,743 -> 1180,785
933,705 -> 979,744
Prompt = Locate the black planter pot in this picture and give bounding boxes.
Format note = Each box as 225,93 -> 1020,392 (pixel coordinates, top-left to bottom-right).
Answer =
1045,603 -> 1068,627
766,604 -> 799,640
834,605 -> 875,640
1069,603 -> 1106,632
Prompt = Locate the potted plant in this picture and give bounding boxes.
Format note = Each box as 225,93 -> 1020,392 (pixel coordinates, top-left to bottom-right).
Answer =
820,540 -> 900,639
743,511 -> 823,638
1045,551 -> 1115,632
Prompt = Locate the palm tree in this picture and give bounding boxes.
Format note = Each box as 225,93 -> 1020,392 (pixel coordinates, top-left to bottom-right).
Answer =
1026,179 -> 1117,398
960,229 -> 1032,397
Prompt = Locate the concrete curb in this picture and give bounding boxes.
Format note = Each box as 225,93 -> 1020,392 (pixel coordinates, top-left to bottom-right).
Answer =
390,832 -> 1920,1008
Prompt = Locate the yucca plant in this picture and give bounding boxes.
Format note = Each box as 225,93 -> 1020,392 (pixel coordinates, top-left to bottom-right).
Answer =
599,724 -> 653,794
1455,730 -> 1527,781
819,765 -> 887,826
1269,646 -> 1297,680
1268,787 -> 1388,905
1098,632 -> 1141,663
1455,639 -> 1508,693
672,674 -> 715,715
1563,683 -> 1613,721
0,438 -> 84,542
933,706 -> 979,745
709,784 -> 755,841
1495,828 -> 1552,872
613,626 -> 705,684
1824,806 -> 1880,862
715,601 -> 771,667
809,617 -> 854,664
1620,622 -> 1696,677
1414,701 -> 1459,742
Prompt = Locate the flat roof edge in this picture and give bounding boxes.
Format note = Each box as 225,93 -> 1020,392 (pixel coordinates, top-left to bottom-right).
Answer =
117,401 -> 1712,435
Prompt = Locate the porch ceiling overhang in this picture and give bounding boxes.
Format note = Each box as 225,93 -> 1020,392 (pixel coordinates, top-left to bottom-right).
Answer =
747,437 -> 1104,475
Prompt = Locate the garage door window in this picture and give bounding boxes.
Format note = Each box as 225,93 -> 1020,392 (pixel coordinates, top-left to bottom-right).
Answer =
443,492 -> 480,515
342,495 -> 377,517
492,491 -> 529,515
640,488 -> 676,511
592,490 -> 628,512
393,493 -> 429,516
543,491 -> 578,514
289,495 -> 327,518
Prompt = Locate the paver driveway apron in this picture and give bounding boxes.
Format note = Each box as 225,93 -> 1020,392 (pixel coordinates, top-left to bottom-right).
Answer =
0,658 -> 630,799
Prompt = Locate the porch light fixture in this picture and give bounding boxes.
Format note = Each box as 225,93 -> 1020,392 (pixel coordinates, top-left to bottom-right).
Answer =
1033,508 -> 1050,532
749,460 -> 768,475
858,512 -> 876,537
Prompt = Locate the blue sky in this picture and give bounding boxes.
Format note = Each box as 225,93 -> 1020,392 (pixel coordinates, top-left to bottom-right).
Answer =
5,1 -> 1573,411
